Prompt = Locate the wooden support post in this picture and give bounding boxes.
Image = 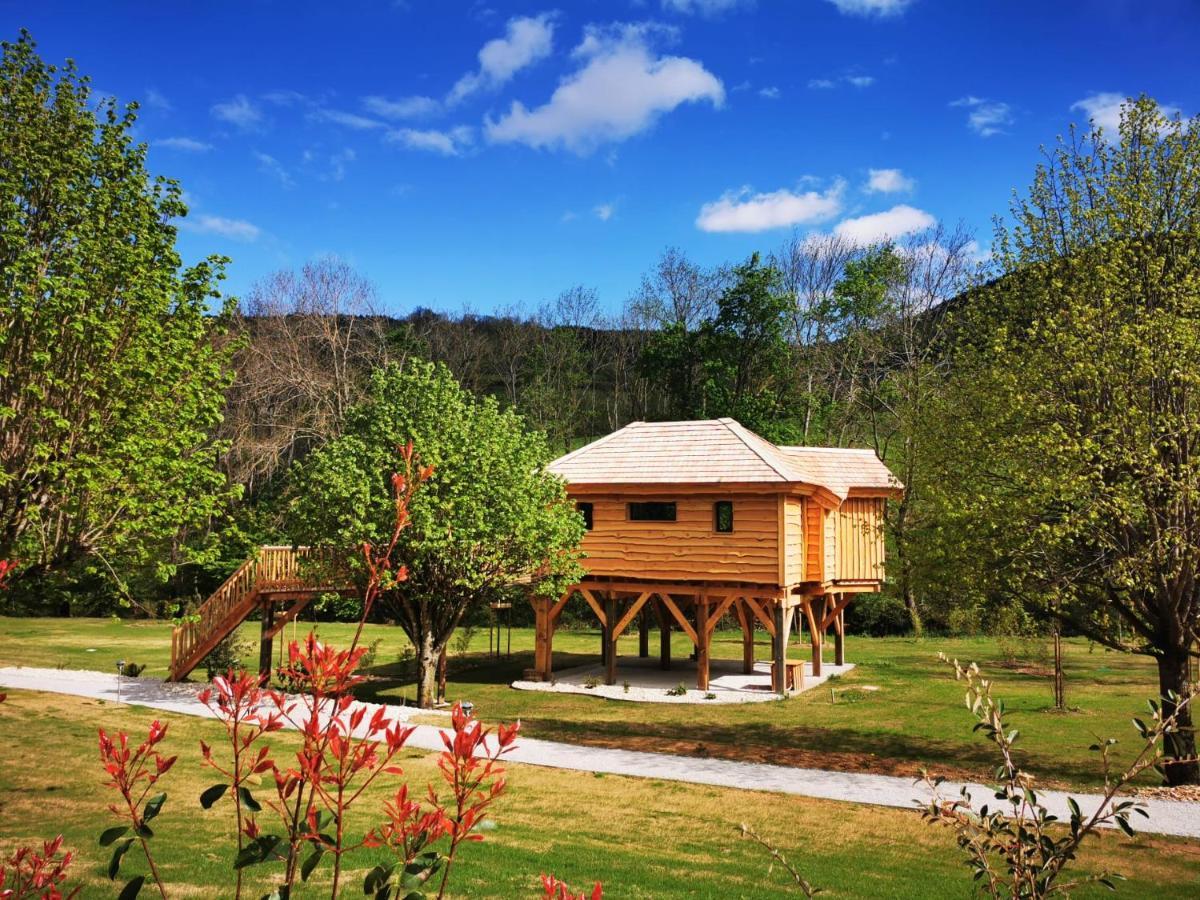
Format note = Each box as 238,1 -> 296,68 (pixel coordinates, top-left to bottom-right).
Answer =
808,596 -> 825,678
834,602 -> 845,667
258,601 -> 275,678
604,593 -> 618,686
771,601 -> 791,694
638,607 -> 650,658
696,596 -> 711,691
532,595 -> 549,680
656,599 -> 672,670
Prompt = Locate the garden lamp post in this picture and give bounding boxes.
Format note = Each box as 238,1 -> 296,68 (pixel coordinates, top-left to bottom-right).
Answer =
116,659 -> 125,702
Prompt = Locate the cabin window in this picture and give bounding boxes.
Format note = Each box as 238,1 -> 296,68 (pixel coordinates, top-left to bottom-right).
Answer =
628,501 -> 676,522
577,502 -> 594,531
713,500 -> 734,533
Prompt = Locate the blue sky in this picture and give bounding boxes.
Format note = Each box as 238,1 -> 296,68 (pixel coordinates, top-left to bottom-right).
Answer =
7,0 -> 1198,315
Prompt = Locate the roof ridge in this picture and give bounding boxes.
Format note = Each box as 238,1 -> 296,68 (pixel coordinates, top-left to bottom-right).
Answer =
720,419 -> 798,483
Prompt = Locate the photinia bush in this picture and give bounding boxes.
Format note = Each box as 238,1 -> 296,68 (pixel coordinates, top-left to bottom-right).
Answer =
0,835 -> 79,900
540,874 -> 603,899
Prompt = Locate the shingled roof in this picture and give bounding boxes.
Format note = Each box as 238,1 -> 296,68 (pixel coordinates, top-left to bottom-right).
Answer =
547,418 -> 902,501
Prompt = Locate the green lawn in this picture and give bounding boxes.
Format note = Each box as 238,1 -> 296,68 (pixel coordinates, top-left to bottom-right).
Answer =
0,616 -> 1174,789
1,689 -> 1198,899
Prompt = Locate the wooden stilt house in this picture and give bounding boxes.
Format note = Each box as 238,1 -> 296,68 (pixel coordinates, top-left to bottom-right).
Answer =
529,418 -> 902,694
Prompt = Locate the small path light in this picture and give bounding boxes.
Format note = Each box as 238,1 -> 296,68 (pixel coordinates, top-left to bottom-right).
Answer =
460,700 -> 474,718
115,659 -> 125,702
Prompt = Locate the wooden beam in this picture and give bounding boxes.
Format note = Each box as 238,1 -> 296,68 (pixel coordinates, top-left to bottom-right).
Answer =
743,597 -> 776,637
705,593 -> 738,638
658,594 -> 699,645
613,591 -> 654,639
771,600 -> 793,694
604,593 -> 618,686
656,598 -> 672,671
696,597 -> 711,690
818,592 -> 854,632
835,605 -> 846,667
548,590 -> 572,624
638,605 -> 650,658
579,588 -> 607,628
571,579 -> 789,600
806,596 -> 825,677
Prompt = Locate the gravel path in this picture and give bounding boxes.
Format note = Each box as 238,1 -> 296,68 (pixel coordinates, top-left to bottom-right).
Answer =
4,666 -> 1199,840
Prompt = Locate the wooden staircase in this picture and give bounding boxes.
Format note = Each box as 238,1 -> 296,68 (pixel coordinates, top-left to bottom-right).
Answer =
168,546 -> 354,681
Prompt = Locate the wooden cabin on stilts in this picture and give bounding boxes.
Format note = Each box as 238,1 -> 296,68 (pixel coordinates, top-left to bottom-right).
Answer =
527,419 -> 902,695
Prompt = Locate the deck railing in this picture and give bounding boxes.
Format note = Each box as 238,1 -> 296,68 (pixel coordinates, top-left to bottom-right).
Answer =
169,546 -> 343,679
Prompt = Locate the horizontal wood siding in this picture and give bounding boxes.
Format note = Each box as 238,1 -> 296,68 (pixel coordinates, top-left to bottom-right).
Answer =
579,494 -> 780,584
824,509 -> 837,582
836,498 -> 885,581
784,497 -> 805,585
804,501 -> 823,583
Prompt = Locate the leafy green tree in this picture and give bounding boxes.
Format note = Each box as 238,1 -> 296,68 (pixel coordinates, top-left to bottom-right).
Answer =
288,360 -> 584,707
696,254 -> 800,441
925,97 -> 1200,783
0,33 -> 236,602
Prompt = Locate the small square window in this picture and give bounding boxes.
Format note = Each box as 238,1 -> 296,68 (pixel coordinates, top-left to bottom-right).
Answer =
714,501 -> 734,533
628,501 -> 676,522
577,502 -> 594,531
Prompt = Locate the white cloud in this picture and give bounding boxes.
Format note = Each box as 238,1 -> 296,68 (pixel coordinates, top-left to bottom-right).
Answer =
696,181 -> 844,233
593,202 -> 615,221
1070,92 -> 1181,139
865,167 -> 914,193
833,204 -> 935,246
211,94 -> 263,130
661,0 -> 753,15
328,148 -> 356,182
808,74 -> 874,90
486,23 -> 724,153
951,96 -> 1014,137
144,88 -> 171,111
156,136 -> 212,152
253,151 -> 293,187
362,94 -> 440,119
825,0 -> 912,16
449,13 -> 556,104
309,108 -> 384,130
387,126 -> 474,156
180,214 -> 261,242
758,86 -> 781,99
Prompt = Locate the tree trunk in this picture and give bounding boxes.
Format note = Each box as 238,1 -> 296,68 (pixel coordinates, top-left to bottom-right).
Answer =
415,632 -> 440,709
1157,651 -> 1198,786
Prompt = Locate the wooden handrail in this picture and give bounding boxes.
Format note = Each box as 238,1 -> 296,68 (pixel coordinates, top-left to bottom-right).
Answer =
168,546 -> 347,680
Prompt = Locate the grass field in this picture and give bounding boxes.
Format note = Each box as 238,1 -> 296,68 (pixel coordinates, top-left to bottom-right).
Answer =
0,616 -> 1176,791
1,689 -> 1198,898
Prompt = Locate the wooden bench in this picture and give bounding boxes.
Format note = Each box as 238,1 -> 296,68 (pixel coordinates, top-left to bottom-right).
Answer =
770,659 -> 806,691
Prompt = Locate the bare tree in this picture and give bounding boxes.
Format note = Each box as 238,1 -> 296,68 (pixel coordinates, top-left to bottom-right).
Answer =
221,258 -> 391,493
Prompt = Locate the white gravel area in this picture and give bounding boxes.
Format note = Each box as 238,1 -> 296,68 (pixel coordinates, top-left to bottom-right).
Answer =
3,666 -> 1199,840
512,656 -> 855,703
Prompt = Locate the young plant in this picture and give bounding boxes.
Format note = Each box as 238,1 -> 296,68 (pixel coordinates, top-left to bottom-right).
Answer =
540,874 -> 603,899
96,721 -> 177,899
196,671 -> 285,900
0,835 -> 79,900
920,654 -> 1198,898
736,824 -> 822,898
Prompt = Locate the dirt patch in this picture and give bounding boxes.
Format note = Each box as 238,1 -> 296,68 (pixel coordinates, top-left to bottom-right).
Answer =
1134,784 -> 1200,803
